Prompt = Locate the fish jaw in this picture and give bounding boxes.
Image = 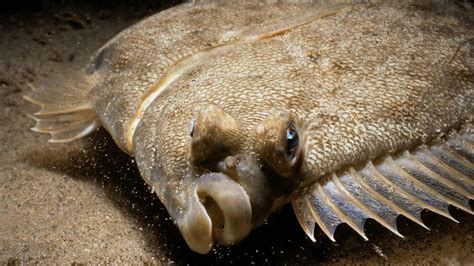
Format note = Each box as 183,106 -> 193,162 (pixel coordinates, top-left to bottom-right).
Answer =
177,153 -> 286,254
179,172 -> 252,254
177,152 -> 293,254
133,126 -> 281,253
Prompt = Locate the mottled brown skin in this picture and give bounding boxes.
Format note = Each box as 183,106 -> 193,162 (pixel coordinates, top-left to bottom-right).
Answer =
53,2 -> 472,253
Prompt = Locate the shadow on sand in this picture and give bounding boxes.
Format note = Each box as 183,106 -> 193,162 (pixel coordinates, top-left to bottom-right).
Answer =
23,128 -> 473,265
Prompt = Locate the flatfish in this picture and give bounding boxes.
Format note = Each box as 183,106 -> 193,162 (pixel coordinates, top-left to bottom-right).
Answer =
25,1 -> 473,254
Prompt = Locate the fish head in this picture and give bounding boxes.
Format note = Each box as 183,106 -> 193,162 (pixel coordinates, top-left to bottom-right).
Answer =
134,100 -> 309,253
173,105 -> 307,253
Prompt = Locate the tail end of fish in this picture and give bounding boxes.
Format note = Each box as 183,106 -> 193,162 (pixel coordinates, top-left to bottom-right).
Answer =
23,72 -> 100,142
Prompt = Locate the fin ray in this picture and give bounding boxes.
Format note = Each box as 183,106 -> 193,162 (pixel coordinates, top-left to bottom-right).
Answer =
399,151 -> 473,213
430,145 -> 473,178
291,197 -> 316,242
447,138 -> 474,163
352,166 -> 429,229
319,180 -> 369,240
335,170 -> 403,237
306,184 -> 342,241
24,71 -> 100,142
414,148 -> 474,194
374,157 -> 456,221
292,129 -> 473,242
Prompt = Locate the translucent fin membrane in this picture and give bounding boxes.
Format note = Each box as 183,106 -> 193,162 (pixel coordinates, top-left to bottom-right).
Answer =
447,138 -> 474,163
24,80 -> 100,142
291,195 -> 316,242
292,130 -> 473,242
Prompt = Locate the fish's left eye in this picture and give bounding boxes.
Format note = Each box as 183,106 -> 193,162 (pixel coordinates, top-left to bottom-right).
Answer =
286,125 -> 298,158
189,105 -> 242,164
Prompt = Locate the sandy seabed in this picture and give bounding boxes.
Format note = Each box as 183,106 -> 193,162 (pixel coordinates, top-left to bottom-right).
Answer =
0,2 -> 473,265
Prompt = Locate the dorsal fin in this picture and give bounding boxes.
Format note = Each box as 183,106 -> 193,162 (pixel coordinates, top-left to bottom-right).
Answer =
292,128 -> 473,242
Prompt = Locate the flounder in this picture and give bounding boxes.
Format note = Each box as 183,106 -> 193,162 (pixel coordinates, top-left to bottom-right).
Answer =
25,1 -> 473,254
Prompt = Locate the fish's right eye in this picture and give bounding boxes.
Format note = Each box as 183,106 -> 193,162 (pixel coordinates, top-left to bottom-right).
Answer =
256,113 -> 304,178
286,124 -> 299,159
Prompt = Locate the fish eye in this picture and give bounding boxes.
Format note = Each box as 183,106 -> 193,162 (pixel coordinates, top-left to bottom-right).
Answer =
189,105 -> 242,164
255,114 -> 304,178
189,119 -> 195,137
286,124 -> 298,158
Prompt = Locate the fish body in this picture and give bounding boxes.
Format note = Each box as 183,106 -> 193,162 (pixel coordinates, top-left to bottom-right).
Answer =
26,2 -> 473,254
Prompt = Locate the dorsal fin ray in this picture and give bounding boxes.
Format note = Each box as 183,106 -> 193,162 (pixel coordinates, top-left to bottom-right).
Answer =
414,148 -> 474,195
319,179 -> 370,240
375,156 -> 456,221
398,151 -> 473,213
292,129 -> 473,241
334,170 -> 403,237
430,145 -> 474,178
447,138 -> 474,163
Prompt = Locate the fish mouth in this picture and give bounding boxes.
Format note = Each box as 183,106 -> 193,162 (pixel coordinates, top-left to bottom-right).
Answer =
179,172 -> 252,254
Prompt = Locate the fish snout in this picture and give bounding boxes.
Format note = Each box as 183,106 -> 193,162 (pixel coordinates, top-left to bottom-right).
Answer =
180,172 -> 252,254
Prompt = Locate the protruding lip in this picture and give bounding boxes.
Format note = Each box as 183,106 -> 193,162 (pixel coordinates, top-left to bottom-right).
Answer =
179,172 -> 252,254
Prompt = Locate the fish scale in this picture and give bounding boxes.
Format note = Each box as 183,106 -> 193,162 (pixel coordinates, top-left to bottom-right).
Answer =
25,1 -> 473,254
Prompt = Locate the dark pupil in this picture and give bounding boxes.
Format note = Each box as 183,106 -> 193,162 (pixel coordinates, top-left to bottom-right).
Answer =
286,127 -> 298,156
